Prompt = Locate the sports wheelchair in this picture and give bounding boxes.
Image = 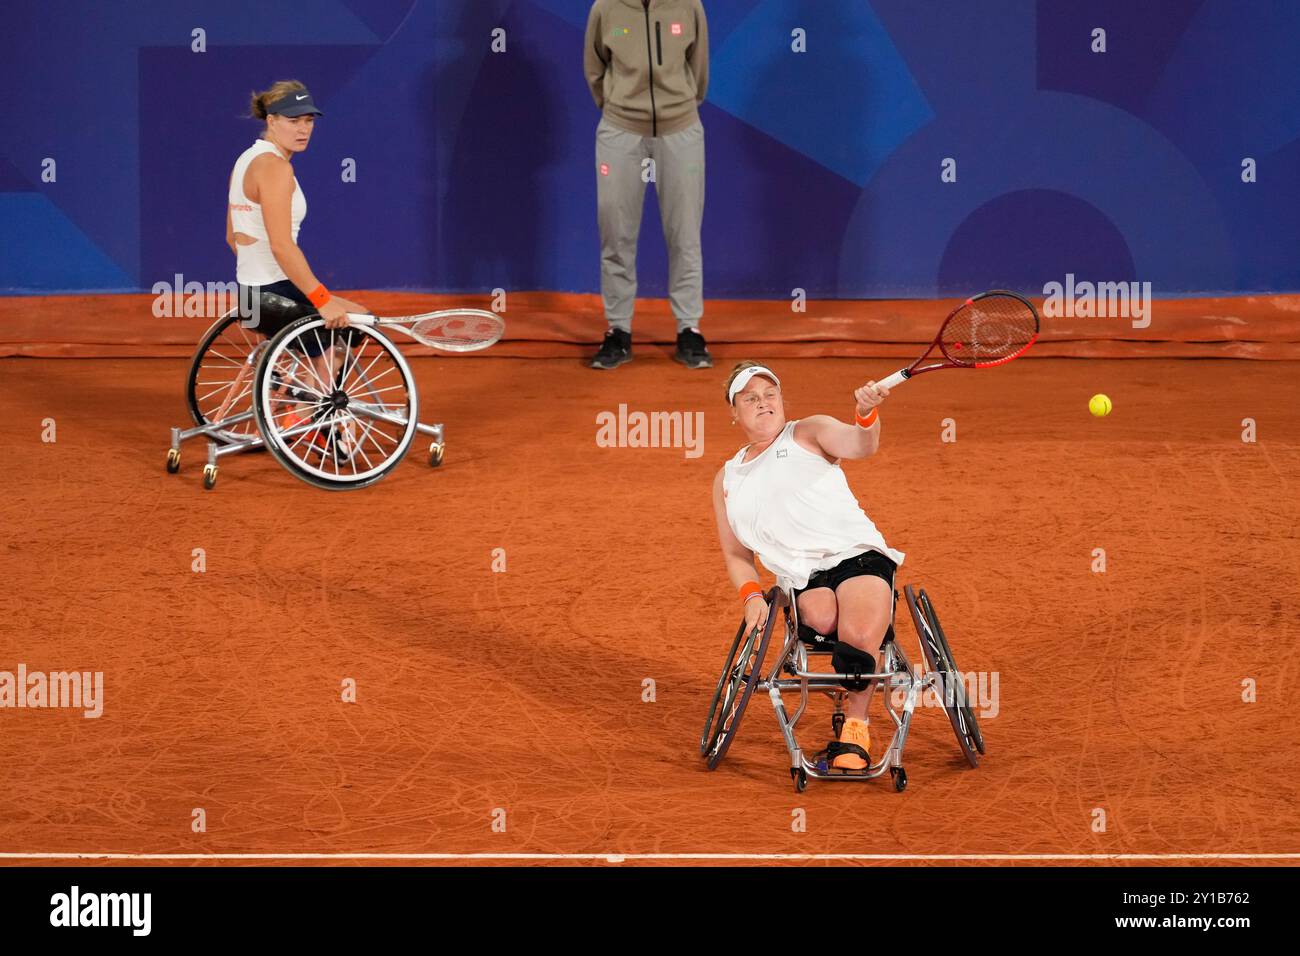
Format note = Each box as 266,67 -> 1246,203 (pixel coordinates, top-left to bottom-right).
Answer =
166,294 -> 445,491
701,577 -> 985,792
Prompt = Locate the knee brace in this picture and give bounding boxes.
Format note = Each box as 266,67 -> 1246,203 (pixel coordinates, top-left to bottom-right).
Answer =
831,642 -> 877,692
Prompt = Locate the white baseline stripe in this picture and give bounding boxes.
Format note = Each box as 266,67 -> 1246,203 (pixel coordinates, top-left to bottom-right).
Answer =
1,852 -> 1298,861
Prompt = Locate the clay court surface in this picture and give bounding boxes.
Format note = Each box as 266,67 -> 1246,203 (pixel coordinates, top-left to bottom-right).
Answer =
2,344 -> 1298,866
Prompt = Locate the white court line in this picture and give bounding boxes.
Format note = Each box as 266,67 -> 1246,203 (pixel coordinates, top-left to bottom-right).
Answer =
1,852 -> 1298,862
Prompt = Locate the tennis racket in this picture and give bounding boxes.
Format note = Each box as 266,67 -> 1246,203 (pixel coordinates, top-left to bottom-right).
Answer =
877,291 -> 1039,390
346,309 -> 505,352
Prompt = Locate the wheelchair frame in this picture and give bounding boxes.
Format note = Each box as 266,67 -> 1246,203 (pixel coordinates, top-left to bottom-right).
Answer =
701,576 -> 985,792
167,307 -> 445,490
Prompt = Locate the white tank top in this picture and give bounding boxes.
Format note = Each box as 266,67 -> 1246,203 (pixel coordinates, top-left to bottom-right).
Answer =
228,139 -> 307,286
723,420 -> 905,591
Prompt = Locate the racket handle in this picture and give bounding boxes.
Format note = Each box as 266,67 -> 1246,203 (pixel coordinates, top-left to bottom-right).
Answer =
877,369 -> 911,391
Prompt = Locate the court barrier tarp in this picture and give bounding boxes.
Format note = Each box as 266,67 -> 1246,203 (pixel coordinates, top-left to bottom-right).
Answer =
2,292 -> 1298,359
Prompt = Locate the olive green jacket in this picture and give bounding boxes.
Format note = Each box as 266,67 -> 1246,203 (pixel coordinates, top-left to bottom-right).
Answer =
584,0 -> 709,137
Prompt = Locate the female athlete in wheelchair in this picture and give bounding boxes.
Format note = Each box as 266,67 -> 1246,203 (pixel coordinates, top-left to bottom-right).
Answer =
703,362 -> 985,790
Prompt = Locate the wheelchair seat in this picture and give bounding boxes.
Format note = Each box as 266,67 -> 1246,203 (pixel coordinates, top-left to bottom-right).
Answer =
238,290 -> 317,337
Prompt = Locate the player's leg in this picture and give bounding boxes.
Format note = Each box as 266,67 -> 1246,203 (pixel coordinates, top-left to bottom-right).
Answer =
795,586 -> 837,636
239,286 -> 309,422
834,573 -> 893,722
651,121 -> 710,367
826,558 -> 895,770
250,302 -> 337,458
595,119 -> 649,343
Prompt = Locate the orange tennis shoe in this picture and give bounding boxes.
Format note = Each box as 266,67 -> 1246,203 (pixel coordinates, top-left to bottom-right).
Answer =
831,717 -> 871,771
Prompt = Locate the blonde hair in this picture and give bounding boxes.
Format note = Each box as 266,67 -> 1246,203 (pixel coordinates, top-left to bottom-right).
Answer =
723,360 -> 778,404
248,80 -> 308,120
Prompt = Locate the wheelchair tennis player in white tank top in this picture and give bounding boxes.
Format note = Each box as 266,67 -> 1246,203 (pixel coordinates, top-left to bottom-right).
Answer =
712,362 -> 904,770
226,80 -> 372,456
227,79 -> 370,331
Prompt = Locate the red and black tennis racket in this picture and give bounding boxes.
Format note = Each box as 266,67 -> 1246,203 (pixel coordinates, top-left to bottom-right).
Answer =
877,290 -> 1040,390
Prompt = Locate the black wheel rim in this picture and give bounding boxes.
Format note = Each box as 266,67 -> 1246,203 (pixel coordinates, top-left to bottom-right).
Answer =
906,585 -> 981,768
927,591 -> 986,755
700,616 -> 748,756
701,591 -> 781,769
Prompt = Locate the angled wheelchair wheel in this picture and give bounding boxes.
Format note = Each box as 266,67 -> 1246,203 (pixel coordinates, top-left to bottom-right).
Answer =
700,618 -> 748,758
926,590 -> 985,756
253,318 -> 420,491
905,584 -> 982,767
701,590 -> 781,770
187,308 -> 265,445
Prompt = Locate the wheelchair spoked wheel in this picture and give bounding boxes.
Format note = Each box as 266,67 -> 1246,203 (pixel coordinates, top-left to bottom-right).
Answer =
186,308 -> 265,446
905,584 -> 983,767
700,616 -> 748,758
701,590 -> 780,770
253,317 -> 420,491
926,590 -> 985,756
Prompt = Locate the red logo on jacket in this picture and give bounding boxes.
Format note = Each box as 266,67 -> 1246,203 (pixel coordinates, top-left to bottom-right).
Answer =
671,23 -> 682,35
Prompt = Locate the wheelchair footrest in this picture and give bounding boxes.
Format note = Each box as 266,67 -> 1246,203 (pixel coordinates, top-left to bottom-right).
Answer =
808,746 -> 875,778
810,759 -> 875,779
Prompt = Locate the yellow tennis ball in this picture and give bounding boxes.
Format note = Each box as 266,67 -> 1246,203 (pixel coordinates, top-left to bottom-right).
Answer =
1089,394 -> 1113,418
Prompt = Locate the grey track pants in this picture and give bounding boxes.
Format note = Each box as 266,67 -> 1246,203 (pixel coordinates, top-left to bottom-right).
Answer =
595,115 -> 705,332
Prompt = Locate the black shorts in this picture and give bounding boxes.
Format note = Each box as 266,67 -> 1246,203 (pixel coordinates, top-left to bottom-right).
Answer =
237,280 -> 327,356
794,550 -> 896,599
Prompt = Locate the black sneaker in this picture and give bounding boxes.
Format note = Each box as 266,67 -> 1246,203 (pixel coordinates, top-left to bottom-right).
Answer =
591,328 -> 632,369
674,327 -> 712,369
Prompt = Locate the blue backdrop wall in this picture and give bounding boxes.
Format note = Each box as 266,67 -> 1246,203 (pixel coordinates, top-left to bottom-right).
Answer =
2,0 -> 1297,297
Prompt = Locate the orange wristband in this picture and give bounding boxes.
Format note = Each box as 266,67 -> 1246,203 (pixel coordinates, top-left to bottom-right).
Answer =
855,407 -> 879,428
739,581 -> 763,604
307,284 -> 332,308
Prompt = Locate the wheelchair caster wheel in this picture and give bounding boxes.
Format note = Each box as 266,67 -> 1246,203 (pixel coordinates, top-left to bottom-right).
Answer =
202,465 -> 218,490
429,442 -> 444,467
891,766 -> 907,792
166,449 -> 181,474
791,767 -> 807,793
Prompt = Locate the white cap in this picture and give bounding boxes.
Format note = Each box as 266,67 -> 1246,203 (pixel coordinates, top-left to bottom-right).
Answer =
728,365 -> 781,404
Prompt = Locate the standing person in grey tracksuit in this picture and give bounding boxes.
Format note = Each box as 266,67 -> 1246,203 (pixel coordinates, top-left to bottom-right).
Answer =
585,0 -> 712,370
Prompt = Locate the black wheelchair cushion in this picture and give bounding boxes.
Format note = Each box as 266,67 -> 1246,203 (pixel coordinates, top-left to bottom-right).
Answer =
258,291 -> 316,323
237,290 -> 313,330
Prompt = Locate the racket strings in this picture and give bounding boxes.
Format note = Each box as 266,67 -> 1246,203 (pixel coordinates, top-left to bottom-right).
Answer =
940,295 -> 1038,366
409,312 -> 501,348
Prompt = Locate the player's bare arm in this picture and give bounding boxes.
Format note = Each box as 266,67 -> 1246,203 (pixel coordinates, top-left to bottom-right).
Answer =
252,154 -> 351,327
713,467 -> 768,632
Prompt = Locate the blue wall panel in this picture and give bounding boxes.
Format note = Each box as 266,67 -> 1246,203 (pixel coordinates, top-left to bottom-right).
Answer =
2,0 -> 1296,296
